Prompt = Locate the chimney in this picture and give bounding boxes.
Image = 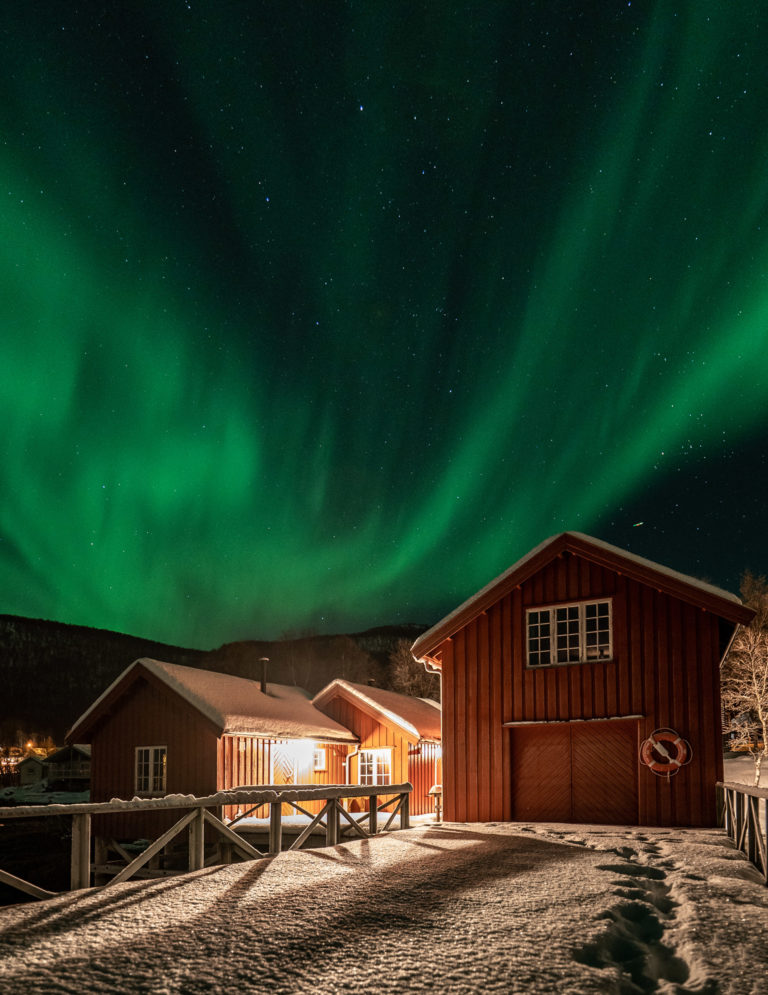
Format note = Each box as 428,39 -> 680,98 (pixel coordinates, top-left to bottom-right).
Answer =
258,657 -> 269,694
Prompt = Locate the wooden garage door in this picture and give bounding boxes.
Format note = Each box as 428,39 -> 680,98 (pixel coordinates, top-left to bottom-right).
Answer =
510,719 -> 639,824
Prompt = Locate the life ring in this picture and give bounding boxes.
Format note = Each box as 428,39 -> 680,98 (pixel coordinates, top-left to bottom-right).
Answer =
640,728 -> 691,776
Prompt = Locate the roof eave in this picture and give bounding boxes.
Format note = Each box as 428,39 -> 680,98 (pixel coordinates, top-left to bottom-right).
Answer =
411,531 -> 754,663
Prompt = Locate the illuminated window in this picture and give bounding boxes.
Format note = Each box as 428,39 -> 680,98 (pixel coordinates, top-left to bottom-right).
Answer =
135,746 -> 167,795
358,749 -> 391,786
527,600 -> 612,667
313,746 -> 327,772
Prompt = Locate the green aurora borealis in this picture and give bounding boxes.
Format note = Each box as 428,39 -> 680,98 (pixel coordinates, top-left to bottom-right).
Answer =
2,2 -> 767,648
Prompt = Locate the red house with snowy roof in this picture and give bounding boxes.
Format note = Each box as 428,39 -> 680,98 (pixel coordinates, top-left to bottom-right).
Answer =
66,660 -> 443,839
66,658 -> 358,838
312,679 -> 442,816
411,532 -> 754,827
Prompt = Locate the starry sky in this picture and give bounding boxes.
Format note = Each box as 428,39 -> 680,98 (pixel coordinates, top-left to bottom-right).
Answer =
2,2 -> 767,649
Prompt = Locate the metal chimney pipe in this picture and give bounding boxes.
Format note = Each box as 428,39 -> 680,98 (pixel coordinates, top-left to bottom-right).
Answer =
258,657 -> 269,694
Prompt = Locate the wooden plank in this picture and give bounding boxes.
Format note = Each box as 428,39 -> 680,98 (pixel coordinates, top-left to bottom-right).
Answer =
202,810 -> 264,860
489,601 -> 504,821
107,810 -> 198,886
70,813 -> 92,891
477,612 -> 490,820
336,803 -> 369,839
290,800 -> 333,851
269,802 -> 282,854
465,622 -> 478,822
188,808 -> 205,871
0,868 -> 58,901
453,629 -> 467,822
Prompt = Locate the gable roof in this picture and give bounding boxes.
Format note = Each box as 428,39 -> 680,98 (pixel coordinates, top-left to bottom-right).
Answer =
412,531 -> 754,667
46,744 -> 91,763
18,754 -> 45,770
312,679 -> 441,743
66,659 -> 358,744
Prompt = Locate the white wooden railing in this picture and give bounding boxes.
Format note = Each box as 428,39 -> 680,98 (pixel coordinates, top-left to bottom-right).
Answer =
717,780 -> 768,885
0,782 -> 412,902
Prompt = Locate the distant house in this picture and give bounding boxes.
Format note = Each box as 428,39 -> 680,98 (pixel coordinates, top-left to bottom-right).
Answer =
312,679 -> 442,816
44,744 -> 91,791
17,753 -> 45,787
66,658 -> 358,838
411,532 -> 754,827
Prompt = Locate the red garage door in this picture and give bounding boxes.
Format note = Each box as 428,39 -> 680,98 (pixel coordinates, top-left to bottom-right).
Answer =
510,719 -> 639,824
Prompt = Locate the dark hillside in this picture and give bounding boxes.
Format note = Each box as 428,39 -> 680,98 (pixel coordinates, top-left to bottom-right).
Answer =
0,615 -> 428,742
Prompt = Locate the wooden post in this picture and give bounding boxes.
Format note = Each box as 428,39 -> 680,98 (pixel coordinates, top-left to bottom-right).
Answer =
70,813 -> 91,891
269,802 -> 282,855
188,807 -> 205,871
326,799 -> 339,846
401,790 -> 410,830
369,794 -> 378,835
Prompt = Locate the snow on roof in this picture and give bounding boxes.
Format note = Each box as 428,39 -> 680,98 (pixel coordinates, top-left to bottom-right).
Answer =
412,531 -> 752,664
67,659 -> 358,743
313,680 -> 441,742
46,744 -> 91,763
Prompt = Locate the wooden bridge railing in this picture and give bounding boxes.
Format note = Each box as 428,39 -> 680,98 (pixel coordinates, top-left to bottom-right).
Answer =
717,780 -> 768,885
0,782 -> 412,902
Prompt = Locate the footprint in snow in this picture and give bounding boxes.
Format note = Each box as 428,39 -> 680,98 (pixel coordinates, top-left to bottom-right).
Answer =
573,859 -> 715,994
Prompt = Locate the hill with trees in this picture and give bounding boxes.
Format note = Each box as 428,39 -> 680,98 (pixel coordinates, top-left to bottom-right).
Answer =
0,614 -> 430,745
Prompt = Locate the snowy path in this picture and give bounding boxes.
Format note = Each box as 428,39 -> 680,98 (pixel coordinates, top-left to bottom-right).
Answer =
1,822 -> 767,994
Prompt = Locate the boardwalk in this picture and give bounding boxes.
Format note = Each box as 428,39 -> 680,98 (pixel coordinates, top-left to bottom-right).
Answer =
0,823 -> 767,994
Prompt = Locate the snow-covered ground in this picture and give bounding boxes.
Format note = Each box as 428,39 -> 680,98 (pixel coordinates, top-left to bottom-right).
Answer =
1,820 -> 767,994
723,754 -> 763,788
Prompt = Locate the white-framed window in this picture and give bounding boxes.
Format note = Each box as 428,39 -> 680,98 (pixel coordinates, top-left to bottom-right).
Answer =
313,746 -> 327,772
358,748 -> 392,786
135,746 -> 167,796
526,600 -> 612,667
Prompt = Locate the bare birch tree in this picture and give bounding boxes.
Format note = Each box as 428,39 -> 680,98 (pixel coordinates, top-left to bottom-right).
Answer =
721,572 -> 768,786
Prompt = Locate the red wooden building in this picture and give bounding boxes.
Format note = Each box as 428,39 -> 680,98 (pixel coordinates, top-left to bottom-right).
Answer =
312,679 -> 442,816
66,658 -> 358,838
411,532 -> 754,827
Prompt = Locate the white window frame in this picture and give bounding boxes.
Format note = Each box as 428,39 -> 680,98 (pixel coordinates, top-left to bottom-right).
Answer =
358,748 -> 392,786
526,599 -> 613,668
313,746 -> 327,772
135,745 -> 167,796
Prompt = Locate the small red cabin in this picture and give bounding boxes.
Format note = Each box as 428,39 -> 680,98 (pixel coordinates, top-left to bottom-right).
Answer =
312,680 -> 442,816
411,532 -> 754,827
66,658 -> 358,838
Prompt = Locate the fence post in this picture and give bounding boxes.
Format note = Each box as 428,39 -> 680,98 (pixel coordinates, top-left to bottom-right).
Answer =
401,790 -> 410,830
369,794 -> 378,835
70,813 -> 91,890
269,802 -> 283,855
188,807 -> 206,871
326,799 -> 339,846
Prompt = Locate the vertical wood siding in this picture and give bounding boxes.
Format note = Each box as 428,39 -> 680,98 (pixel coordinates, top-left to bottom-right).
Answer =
91,675 -> 218,840
318,694 -> 438,814
441,551 -> 730,827
407,742 -> 442,816
219,738 -> 349,821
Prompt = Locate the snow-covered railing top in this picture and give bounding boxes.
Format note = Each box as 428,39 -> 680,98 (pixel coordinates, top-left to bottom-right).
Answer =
717,780 -> 768,800
0,782 -> 414,820
0,782 -> 415,902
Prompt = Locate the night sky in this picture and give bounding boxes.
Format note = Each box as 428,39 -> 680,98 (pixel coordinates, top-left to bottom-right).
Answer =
2,3 -> 767,649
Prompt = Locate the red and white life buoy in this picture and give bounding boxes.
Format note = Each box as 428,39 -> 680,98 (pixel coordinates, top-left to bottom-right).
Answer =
640,728 -> 691,776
